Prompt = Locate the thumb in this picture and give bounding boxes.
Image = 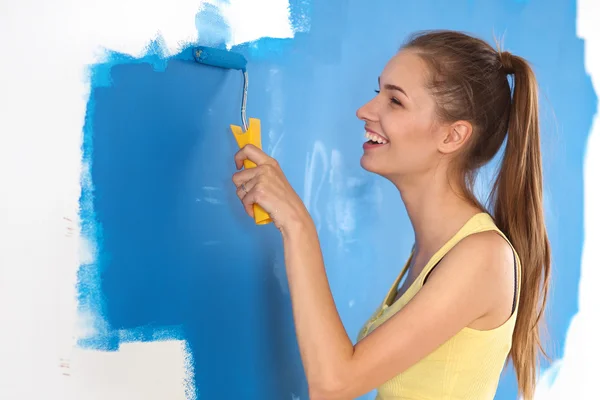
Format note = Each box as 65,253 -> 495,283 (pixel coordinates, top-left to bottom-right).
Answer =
243,202 -> 254,219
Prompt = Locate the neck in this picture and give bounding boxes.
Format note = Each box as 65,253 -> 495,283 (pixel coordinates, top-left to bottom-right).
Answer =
392,172 -> 483,257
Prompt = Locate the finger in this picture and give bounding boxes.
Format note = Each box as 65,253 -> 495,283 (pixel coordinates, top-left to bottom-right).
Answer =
235,177 -> 258,202
234,144 -> 273,169
232,167 -> 260,188
241,184 -> 264,218
242,193 -> 255,218
238,186 -> 255,218
236,178 -> 262,218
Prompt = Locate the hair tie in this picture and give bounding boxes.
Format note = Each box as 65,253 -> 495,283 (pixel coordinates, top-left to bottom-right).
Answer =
499,51 -> 515,75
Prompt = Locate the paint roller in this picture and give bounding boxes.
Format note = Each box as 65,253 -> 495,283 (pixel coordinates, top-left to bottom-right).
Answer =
193,46 -> 272,225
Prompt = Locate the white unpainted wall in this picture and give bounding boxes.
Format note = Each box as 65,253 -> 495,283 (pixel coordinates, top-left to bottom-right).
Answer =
0,1 -> 296,399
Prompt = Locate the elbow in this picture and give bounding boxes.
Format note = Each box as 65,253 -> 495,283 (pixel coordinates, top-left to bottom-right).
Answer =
308,378 -> 349,400
307,354 -> 358,399
308,387 -> 343,400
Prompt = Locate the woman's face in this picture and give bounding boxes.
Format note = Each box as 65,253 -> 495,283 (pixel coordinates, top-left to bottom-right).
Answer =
356,50 -> 447,182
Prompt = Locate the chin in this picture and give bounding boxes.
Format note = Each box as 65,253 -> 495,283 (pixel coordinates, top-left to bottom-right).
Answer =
360,154 -> 381,174
360,154 -> 402,182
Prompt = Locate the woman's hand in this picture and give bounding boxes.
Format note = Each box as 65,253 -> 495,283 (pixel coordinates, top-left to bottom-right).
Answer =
232,144 -> 310,233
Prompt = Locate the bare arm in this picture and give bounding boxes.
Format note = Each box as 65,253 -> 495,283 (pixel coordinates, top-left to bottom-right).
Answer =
281,217 -> 355,398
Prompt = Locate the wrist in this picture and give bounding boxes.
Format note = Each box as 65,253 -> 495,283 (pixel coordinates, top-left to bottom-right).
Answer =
280,209 -> 315,240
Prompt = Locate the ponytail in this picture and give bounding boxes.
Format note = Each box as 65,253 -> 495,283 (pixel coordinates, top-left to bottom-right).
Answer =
491,51 -> 552,399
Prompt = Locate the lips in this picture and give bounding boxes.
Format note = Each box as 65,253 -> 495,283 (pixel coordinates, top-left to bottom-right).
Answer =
364,130 -> 389,144
363,130 -> 389,151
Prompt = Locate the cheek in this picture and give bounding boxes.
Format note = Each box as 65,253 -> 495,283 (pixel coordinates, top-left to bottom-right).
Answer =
382,112 -> 439,168
381,111 -> 429,151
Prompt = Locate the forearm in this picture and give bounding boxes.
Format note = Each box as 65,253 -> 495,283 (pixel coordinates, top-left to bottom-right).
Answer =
281,217 -> 355,394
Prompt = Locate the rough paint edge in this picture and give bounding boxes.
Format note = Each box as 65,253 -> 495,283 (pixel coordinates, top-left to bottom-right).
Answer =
74,37 -> 198,348
83,1 -> 312,73
76,76 -> 110,347
182,340 -> 198,400
288,0 -> 312,33
532,0 -> 600,397
73,0 -> 313,380
73,1 -> 313,345
74,41 -> 199,350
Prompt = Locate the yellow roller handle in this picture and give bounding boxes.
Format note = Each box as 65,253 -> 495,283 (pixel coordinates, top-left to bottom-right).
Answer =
230,118 -> 272,225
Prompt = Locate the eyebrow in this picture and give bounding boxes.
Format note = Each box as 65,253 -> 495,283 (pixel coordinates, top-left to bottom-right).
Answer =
378,76 -> 409,99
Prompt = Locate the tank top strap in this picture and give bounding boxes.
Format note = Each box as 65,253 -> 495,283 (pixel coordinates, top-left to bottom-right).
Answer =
381,246 -> 414,307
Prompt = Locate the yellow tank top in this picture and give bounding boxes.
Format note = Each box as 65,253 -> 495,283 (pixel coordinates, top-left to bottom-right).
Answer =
357,213 -> 521,400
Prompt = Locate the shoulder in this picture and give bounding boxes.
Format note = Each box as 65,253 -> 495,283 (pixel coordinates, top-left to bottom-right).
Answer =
425,230 -> 515,320
445,229 -> 514,272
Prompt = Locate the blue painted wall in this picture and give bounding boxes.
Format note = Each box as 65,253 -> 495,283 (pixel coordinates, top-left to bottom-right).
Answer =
78,0 -> 595,398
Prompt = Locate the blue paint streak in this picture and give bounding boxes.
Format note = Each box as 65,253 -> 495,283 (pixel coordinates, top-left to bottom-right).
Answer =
78,1 -> 594,399
195,3 -> 230,47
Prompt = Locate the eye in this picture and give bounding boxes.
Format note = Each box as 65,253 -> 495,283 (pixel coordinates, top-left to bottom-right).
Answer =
374,90 -> 403,107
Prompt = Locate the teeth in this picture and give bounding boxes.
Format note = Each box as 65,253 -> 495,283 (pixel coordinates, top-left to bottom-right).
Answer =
364,131 -> 389,144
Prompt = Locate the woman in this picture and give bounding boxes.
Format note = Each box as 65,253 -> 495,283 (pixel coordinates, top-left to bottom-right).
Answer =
232,30 -> 551,400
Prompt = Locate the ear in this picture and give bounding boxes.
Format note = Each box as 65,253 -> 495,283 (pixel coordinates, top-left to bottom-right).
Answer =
438,120 -> 472,154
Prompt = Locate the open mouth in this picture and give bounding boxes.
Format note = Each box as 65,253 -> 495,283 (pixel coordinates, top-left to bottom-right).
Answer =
364,131 -> 389,146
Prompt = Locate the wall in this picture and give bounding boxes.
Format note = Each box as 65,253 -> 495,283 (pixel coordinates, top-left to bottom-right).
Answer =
0,0 -> 597,399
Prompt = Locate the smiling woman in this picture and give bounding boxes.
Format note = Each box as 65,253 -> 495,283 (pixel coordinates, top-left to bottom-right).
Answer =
232,29 -> 550,400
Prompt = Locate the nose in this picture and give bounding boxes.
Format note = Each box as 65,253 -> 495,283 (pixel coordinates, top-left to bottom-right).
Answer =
356,95 -> 378,123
